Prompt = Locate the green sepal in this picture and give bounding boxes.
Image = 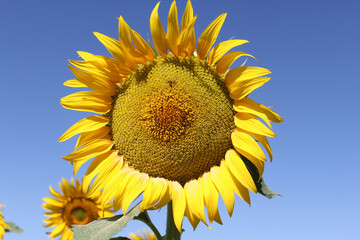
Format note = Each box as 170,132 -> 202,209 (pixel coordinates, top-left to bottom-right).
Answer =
241,155 -> 282,199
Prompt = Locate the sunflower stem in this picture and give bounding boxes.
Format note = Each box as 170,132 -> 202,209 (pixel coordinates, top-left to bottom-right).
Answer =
165,201 -> 181,240
134,211 -> 162,240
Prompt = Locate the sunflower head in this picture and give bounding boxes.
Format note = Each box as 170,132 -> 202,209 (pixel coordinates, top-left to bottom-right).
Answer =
42,178 -> 113,240
0,205 -> 10,240
60,0 -> 282,232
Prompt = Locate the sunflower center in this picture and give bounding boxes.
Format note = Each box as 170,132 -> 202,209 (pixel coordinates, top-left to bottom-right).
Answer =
140,89 -> 195,141
71,207 -> 87,222
63,198 -> 99,226
111,56 -> 235,184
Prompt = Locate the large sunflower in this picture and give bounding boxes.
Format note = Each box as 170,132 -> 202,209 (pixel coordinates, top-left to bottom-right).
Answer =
0,204 -> 10,240
59,0 -> 282,231
42,178 -> 113,239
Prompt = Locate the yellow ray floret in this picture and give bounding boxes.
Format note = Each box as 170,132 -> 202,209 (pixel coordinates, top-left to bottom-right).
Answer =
208,39 -> 249,65
150,2 -> 168,56
167,1 -> 179,55
129,230 -> 156,240
197,13 -> 227,59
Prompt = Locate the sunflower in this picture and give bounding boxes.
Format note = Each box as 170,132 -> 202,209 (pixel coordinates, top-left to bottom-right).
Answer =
59,0 -> 282,231
0,204 -> 10,240
42,178 -> 113,239
129,230 -> 156,240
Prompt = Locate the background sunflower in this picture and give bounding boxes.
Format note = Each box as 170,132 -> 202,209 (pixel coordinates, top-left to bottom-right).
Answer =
42,178 -> 113,240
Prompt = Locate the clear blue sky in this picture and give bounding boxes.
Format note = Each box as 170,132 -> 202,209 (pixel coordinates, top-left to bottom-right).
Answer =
1,0 -> 359,239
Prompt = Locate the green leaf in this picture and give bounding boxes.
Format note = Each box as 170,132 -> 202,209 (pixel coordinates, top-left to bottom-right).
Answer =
257,178 -> 282,199
72,203 -> 141,240
240,155 -> 282,199
5,222 -> 24,233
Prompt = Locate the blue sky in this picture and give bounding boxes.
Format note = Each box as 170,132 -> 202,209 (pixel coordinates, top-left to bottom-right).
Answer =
1,0 -> 359,239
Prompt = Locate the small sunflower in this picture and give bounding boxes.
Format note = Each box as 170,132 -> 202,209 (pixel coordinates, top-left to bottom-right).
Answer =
129,230 -> 156,240
60,0 -> 282,231
0,204 -> 10,240
42,178 -> 113,239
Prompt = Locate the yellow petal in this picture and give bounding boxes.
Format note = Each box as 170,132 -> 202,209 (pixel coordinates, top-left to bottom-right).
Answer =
234,113 -> 276,137
75,126 -> 111,149
225,66 -> 271,88
82,151 -> 120,193
184,179 -> 207,226
225,149 -> 256,193
233,100 -> 271,128
211,163 -> 235,217
63,78 -> 87,88
184,201 -> 200,230
150,2 -> 168,56
177,16 -> 197,57
60,91 -> 113,114
61,178 -> 71,194
130,29 -> 155,61
223,160 -> 251,205
232,129 -> 266,162
141,177 -> 168,210
43,218 -> 62,227
73,160 -> 87,175
101,167 -> 133,208
180,0 -> 193,31
49,222 -> 66,238
171,181 -> 186,232
234,98 -> 283,124
87,155 -> 123,197
244,130 -> 273,161
216,51 -> 256,75
42,203 -> 63,212
208,39 -> 249,65
44,212 -> 63,219
122,172 -> 149,213
167,1 -> 179,55
59,115 -> 109,142
118,16 -> 133,51
77,51 -> 132,76
94,32 -> 138,69
69,59 -> 98,72
62,139 -> 114,162
42,197 -> 63,207
212,208 -> 223,225
69,59 -> 122,84
69,65 -> 117,96
199,172 -> 220,224
229,77 -> 270,100
149,181 -> 171,210
197,13 -> 227,59
49,186 -> 64,199
60,229 -> 73,240
112,168 -> 137,212
118,16 -> 146,65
